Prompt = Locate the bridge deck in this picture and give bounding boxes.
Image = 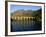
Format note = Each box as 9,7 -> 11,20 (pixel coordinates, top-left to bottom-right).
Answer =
11,17 -> 35,20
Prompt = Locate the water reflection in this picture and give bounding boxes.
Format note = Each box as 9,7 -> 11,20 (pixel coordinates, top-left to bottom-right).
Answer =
11,21 -> 42,32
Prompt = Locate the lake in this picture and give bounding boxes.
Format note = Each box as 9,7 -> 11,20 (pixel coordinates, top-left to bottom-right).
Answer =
11,20 -> 42,32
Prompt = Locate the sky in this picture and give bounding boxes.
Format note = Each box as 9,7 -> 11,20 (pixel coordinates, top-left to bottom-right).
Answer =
10,4 -> 41,13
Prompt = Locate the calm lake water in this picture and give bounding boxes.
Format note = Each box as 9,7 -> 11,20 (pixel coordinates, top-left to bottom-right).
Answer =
11,21 -> 42,32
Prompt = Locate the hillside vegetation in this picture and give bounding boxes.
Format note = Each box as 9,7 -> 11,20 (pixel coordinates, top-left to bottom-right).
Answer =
11,8 -> 42,21
11,10 -> 33,17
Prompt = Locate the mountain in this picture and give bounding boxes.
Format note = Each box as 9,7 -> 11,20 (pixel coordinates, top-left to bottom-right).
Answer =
11,10 -> 33,17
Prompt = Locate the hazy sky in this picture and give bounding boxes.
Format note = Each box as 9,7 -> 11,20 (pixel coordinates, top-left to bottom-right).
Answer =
10,4 -> 41,13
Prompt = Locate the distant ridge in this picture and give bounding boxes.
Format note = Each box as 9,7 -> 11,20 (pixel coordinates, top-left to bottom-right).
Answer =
11,10 -> 33,17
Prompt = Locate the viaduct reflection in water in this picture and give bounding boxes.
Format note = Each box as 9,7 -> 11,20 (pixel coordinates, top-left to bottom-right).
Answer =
11,20 -> 42,32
